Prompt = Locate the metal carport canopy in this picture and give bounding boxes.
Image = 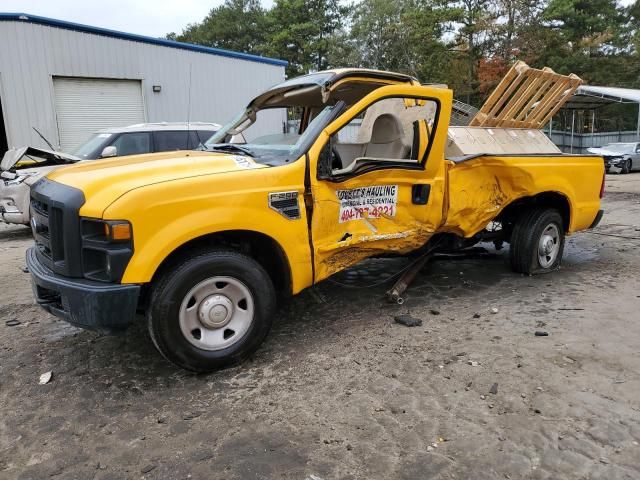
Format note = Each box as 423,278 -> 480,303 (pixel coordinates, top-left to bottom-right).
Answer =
564,85 -> 640,139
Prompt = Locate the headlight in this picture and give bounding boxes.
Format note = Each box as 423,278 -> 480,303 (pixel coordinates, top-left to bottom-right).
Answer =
81,218 -> 133,282
607,156 -> 624,164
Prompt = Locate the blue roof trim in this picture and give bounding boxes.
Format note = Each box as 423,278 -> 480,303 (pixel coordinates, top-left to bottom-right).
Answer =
0,12 -> 288,67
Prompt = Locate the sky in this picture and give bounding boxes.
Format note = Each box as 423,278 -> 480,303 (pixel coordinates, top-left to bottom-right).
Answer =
0,0 -> 230,38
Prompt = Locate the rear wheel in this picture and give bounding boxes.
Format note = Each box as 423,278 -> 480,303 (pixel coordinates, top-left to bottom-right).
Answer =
147,249 -> 276,372
510,208 -> 565,275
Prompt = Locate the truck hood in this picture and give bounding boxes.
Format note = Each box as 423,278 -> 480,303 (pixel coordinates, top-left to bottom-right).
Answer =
1,146 -> 80,171
586,147 -> 626,157
46,150 -> 267,214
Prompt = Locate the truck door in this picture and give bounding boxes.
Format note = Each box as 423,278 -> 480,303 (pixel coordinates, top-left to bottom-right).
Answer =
308,85 -> 452,282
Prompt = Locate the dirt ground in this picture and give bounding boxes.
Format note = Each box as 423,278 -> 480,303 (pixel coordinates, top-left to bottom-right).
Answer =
1,175 -> 640,480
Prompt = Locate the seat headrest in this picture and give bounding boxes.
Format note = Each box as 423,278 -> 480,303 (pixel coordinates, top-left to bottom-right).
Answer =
369,114 -> 404,144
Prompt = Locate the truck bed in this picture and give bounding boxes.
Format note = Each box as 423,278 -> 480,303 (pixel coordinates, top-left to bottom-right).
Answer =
443,153 -> 604,238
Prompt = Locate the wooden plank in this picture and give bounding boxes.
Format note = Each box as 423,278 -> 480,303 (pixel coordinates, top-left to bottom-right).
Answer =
469,61 -> 528,127
536,75 -> 582,126
497,70 -> 546,127
479,73 -> 529,126
469,61 -> 583,129
528,77 -> 575,125
524,79 -> 568,125
514,71 -> 555,121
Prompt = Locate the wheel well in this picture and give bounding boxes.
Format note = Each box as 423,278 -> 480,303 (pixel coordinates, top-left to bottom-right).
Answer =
150,230 -> 292,298
497,192 -> 571,232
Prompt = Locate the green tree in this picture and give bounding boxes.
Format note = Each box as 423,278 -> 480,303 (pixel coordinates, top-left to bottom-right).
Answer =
264,0 -> 348,76
348,0 -> 456,81
450,0 -> 500,103
543,0 -> 625,56
493,0 -> 546,61
538,0 -> 636,86
167,0 -> 267,55
628,0 -> 640,54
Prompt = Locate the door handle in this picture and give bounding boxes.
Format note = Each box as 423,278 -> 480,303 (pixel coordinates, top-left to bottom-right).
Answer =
412,184 -> 431,205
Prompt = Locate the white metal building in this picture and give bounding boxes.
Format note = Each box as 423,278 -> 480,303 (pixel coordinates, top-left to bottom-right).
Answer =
0,13 -> 287,155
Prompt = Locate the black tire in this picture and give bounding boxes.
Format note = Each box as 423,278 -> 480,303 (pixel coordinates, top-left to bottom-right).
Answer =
622,159 -> 632,174
147,249 -> 276,372
509,208 -> 565,275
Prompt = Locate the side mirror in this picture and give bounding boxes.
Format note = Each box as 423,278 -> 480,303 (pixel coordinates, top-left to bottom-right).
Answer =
317,138 -> 335,180
100,146 -> 117,158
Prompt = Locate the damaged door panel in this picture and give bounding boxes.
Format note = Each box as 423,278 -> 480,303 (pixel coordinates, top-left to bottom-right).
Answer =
308,84 -> 452,282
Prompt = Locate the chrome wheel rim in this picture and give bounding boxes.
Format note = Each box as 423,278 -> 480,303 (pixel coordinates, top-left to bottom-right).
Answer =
537,224 -> 560,268
178,276 -> 254,351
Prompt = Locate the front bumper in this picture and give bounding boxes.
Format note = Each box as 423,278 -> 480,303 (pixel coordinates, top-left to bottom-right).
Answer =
0,182 -> 30,225
27,247 -> 140,334
603,157 -> 624,170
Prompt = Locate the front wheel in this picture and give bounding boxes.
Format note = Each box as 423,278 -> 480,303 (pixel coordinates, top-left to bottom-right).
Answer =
510,208 -> 565,275
621,159 -> 632,174
147,249 -> 276,372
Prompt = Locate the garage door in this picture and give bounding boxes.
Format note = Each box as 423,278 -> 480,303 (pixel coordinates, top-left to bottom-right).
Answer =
53,77 -> 145,152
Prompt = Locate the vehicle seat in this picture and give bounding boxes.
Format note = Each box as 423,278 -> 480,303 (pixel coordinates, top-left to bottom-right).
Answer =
333,142 -> 366,168
363,114 -> 409,159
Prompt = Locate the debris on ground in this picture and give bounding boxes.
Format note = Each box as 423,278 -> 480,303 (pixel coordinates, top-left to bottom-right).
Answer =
490,307 -> 499,314
473,313 -> 481,318
394,315 -> 422,327
429,309 -> 440,315
534,331 -> 549,337
468,360 -> 480,367
5,319 -> 21,327
141,464 -> 157,474
489,383 -> 498,395
38,371 -> 52,385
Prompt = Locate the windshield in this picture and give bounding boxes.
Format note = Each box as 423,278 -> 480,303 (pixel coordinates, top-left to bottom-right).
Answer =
204,105 -> 338,165
602,143 -> 633,153
73,133 -> 112,158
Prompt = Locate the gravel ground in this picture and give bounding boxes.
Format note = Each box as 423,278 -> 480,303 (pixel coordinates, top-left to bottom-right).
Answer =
1,175 -> 640,480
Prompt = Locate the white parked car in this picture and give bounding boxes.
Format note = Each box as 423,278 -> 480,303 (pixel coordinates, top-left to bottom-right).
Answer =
1,122 -> 222,225
587,142 -> 640,174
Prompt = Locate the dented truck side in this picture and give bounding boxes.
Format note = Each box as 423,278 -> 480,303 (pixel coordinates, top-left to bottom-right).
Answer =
26,68 -> 604,372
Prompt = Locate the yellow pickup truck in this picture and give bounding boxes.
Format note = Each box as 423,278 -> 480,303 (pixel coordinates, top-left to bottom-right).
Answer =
27,68 -> 604,371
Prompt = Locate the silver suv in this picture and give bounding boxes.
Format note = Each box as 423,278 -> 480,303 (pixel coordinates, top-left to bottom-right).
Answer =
1,122 -> 222,225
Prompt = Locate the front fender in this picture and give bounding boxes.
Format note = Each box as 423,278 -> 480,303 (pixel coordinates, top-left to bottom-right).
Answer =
98,166 -> 313,294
